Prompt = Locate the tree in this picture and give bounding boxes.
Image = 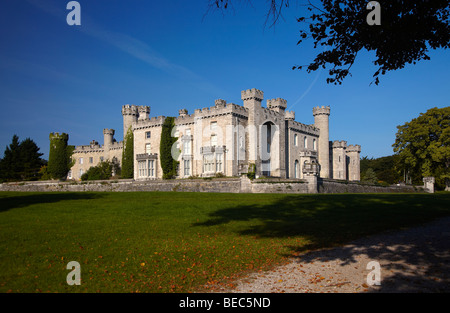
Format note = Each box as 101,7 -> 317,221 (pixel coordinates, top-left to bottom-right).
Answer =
393,107 -> 450,190
19,138 -> 46,180
121,127 -> 134,179
362,168 -> 378,184
47,133 -> 74,180
0,135 -> 21,181
360,155 -> 402,184
208,0 -> 450,85
160,117 -> 179,179
0,135 -> 45,182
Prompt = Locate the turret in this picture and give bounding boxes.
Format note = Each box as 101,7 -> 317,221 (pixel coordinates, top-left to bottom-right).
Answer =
313,106 -> 331,178
178,108 -> 188,117
215,99 -> 226,108
241,89 -> 264,168
285,111 -> 295,121
346,144 -> 361,181
331,140 -> 347,180
122,104 -> 138,139
138,105 -> 150,121
103,128 -> 115,148
241,88 -> 264,109
267,98 -> 287,113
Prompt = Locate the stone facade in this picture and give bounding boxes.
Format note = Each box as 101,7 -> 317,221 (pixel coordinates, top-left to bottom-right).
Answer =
67,88 -> 361,182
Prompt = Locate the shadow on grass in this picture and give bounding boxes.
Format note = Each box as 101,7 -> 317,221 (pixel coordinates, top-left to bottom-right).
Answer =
0,192 -> 105,213
194,193 -> 450,292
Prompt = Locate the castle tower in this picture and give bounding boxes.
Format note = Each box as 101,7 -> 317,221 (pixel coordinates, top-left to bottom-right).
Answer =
347,144 -> 361,181
138,105 -> 150,121
103,128 -> 115,149
241,88 -> 264,171
332,140 -> 347,180
122,105 -> 138,139
313,106 -> 331,178
267,98 -> 287,114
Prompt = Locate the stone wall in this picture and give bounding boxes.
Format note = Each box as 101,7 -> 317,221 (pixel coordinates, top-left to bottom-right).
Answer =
318,178 -> 422,193
0,176 -> 424,194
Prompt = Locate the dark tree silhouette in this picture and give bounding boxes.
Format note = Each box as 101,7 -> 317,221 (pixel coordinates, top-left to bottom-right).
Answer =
208,0 -> 450,85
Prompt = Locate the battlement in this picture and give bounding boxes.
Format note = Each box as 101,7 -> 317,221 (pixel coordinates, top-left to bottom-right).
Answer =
346,144 -> 361,153
192,102 -> 248,118
179,109 -> 188,117
138,105 -> 150,120
134,115 -> 166,129
122,104 -> 138,116
103,128 -> 115,135
312,105 -> 331,116
288,121 -> 320,136
215,99 -> 227,107
267,98 -> 287,110
241,88 -> 264,101
332,140 -> 347,149
49,132 -> 69,141
285,111 -> 295,120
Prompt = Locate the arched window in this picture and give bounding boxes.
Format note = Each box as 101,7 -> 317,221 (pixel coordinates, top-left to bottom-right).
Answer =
313,139 -> 316,150
294,134 -> 298,146
294,160 -> 299,179
304,136 -> 308,149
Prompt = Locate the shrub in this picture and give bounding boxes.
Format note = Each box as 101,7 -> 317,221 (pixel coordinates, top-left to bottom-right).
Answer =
81,161 -> 113,181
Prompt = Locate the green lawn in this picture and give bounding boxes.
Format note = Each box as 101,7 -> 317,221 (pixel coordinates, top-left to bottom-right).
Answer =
1,191 -> 449,293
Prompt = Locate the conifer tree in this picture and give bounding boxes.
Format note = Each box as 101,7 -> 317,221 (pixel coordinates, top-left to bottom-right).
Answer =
121,127 -> 134,178
160,117 -> 179,179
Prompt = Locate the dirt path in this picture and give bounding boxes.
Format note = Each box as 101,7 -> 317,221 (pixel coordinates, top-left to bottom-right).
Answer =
214,216 -> 450,293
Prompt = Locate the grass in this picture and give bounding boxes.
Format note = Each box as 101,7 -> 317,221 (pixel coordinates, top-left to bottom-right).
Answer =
0,191 -> 449,293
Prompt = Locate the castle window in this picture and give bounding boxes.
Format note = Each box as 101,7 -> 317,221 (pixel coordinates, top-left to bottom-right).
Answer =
145,143 -> 151,154
148,160 -> 155,177
89,157 -> 93,164
203,154 -> 214,173
313,139 -> 317,150
294,134 -> 298,146
145,131 -> 151,139
184,159 -> 191,176
304,137 -> 308,149
216,153 -> 223,172
210,121 -> 218,133
67,170 -> 72,179
185,129 -> 191,136
294,160 -> 299,179
211,134 -> 217,147
183,141 -> 191,155
79,169 -> 83,177
79,157 -> 83,164
100,156 -> 104,162
338,156 -> 341,162
138,160 -> 147,177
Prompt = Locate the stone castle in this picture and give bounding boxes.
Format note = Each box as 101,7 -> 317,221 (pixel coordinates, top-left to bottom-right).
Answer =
68,88 -> 361,181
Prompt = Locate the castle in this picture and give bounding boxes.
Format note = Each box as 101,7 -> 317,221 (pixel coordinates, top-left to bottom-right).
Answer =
68,88 -> 361,182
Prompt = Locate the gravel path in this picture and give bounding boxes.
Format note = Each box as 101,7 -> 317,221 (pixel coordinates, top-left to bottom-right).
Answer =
214,217 -> 450,293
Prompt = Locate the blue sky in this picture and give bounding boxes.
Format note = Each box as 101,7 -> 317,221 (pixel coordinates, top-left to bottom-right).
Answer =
0,0 -> 448,160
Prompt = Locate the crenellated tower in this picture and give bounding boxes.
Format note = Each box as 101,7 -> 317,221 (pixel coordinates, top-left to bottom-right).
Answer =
313,106 -> 331,178
346,144 -> 361,181
138,105 -> 150,121
331,140 -> 347,180
267,98 -> 287,114
241,88 -> 264,169
122,105 -> 138,140
103,128 -> 115,149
